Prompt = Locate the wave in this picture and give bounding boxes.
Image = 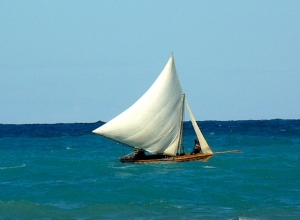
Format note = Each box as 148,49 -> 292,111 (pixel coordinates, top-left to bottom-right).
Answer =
0,164 -> 26,170
202,165 -> 216,169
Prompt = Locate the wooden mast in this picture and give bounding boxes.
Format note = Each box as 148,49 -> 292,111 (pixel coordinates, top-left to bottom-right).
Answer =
177,93 -> 185,155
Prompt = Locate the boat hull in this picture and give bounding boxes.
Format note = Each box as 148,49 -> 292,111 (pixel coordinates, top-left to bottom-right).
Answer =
119,153 -> 213,163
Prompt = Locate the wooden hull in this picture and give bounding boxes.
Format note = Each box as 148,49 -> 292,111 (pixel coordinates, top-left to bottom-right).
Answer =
119,153 -> 214,163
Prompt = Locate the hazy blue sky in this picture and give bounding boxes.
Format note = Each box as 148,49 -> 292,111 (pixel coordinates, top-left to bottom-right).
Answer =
1,1 -> 299,124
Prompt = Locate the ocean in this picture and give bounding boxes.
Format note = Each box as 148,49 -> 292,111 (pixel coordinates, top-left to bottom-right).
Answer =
0,120 -> 299,219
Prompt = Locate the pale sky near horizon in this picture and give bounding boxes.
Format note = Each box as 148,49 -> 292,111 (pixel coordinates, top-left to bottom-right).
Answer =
1,1 -> 299,124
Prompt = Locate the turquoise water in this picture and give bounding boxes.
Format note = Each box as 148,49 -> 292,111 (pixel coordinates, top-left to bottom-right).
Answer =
0,120 -> 299,219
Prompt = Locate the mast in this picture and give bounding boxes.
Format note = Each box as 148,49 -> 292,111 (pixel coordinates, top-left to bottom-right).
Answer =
177,93 -> 185,155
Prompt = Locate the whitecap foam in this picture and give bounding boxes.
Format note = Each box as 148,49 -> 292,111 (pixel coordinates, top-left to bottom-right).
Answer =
202,165 -> 216,169
0,164 -> 26,170
111,165 -> 136,169
239,217 -> 260,220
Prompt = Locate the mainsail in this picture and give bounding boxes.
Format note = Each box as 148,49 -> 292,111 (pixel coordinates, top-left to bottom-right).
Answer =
93,54 -> 213,156
93,55 -> 184,156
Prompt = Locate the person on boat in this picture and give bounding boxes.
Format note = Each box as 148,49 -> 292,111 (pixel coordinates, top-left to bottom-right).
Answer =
191,138 -> 202,154
133,148 -> 146,159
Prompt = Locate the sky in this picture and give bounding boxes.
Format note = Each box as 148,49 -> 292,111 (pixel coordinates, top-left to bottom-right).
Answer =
1,0 -> 299,124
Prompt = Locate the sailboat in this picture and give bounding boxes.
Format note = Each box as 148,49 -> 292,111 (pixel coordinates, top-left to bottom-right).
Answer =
93,54 -> 237,163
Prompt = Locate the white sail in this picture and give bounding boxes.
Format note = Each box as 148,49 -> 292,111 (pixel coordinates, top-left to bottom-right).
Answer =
186,99 -> 213,155
93,55 -> 183,156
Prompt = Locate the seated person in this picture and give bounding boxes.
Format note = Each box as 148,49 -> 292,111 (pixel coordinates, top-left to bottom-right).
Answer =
191,138 -> 202,154
133,148 -> 146,159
